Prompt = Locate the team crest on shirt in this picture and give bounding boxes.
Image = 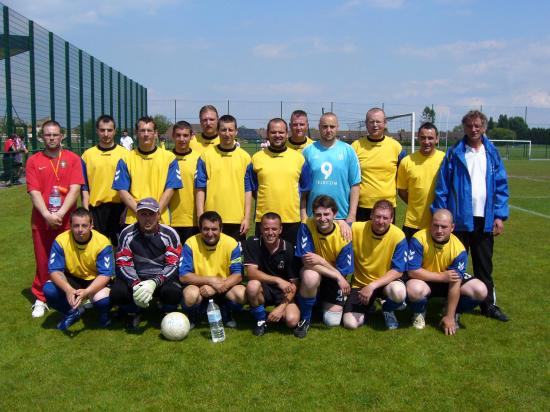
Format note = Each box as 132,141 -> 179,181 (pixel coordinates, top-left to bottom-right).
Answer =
277,260 -> 285,270
60,160 -> 67,169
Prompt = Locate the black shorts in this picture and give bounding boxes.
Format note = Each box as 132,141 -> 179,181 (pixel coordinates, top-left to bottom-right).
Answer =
65,274 -> 95,290
343,286 -> 384,314
222,223 -> 245,242
261,282 -> 285,306
412,275 -> 476,299
402,225 -> 420,240
174,226 -> 199,244
319,276 -> 349,307
89,202 -> 125,247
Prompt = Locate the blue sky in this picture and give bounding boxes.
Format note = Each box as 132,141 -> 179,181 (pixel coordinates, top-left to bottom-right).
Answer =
4,0 -> 550,129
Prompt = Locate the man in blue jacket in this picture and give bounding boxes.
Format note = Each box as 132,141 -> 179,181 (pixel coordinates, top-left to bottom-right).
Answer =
433,110 -> 509,322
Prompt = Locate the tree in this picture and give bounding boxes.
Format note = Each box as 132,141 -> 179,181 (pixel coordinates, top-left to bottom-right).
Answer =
421,106 -> 436,123
508,116 -> 529,139
152,114 -> 173,136
487,127 -> 516,140
497,114 -> 509,129
487,116 -> 496,131
452,124 -> 463,133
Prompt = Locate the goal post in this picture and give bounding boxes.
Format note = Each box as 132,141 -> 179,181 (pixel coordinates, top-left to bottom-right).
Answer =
489,139 -> 532,160
386,112 -> 416,153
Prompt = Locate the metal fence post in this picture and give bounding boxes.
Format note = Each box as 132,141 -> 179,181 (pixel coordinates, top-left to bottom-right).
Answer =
3,6 -> 13,136
28,20 -> 37,151
48,31 -> 55,120
65,41 -> 72,149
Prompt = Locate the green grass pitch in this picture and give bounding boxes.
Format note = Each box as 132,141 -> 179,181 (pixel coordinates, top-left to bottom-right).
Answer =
0,160 -> 548,411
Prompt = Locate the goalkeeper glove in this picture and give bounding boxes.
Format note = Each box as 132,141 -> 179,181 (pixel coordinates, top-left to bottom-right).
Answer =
132,279 -> 156,308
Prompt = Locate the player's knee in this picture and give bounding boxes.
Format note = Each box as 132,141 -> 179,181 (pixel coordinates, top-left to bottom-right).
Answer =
406,280 -> 428,301
43,281 -> 59,301
285,311 -> 300,328
183,285 -> 200,306
323,310 -> 343,327
342,312 -> 361,329
227,285 -> 247,304
92,287 -> 110,302
301,269 -> 321,292
245,280 -> 262,299
471,279 -> 488,301
387,282 -> 406,303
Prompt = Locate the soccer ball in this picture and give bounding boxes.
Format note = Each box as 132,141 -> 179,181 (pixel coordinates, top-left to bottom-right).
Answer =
161,312 -> 190,341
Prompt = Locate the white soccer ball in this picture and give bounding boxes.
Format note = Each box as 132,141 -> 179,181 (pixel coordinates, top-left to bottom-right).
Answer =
161,312 -> 190,341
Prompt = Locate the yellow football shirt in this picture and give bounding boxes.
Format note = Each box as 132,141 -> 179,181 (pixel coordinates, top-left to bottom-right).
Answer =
351,136 -> 403,207
286,136 -> 314,152
351,221 -> 407,287
190,133 -> 220,155
397,150 -> 445,229
171,149 -> 201,227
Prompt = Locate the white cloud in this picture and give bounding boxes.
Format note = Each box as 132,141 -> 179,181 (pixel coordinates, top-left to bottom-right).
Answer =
400,40 -> 506,59
253,37 -> 357,59
4,0 -> 179,31
253,44 -> 289,59
513,90 -> 550,108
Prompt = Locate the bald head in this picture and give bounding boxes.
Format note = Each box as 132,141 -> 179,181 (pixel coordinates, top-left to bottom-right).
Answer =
431,209 -> 455,243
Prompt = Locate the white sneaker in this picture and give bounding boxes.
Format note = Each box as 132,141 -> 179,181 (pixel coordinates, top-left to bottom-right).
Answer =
412,312 -> 426,330
31,300 -> 49,318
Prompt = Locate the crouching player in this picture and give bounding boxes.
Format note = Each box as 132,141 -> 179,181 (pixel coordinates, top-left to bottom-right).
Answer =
342,200 -> 408,330
244,212 -> 300,336
294,195 -> 354,338
44,207 -> 113,331
179,211 -> 246,328
111,198 -> 183,329
407,209 -> 488,335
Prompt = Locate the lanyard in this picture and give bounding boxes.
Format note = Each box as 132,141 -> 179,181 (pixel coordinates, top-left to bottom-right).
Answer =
49,150 -> 63,182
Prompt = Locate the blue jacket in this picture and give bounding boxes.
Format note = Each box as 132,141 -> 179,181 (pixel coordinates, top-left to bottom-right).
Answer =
432,135 -> 509,232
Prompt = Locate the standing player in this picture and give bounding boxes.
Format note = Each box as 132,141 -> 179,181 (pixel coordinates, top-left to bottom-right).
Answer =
352,107 -> 406,221
287,110 -> 314,152
397,122 -> 445,238
26,120 -> 84,318
407,209 -> 488,334
302,112 -> 361,238
112,198 -> 182,329
294,195 -> 354,338
244,213 -> 300,336
81,115 -> 128,246
433,110 -> 510,321
43,207 -> 113,331
190,105 -> 220,154
169,121 -> 201,243
179,211 -> 246,327
251,118 -> 311,245
342,200 -> 408,330
120,129 -> 134,151
195,114 -> 253,241
112,116 -> 182,225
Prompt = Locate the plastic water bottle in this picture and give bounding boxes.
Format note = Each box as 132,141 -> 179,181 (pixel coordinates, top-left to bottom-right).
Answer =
48,186 -> 62,213
207,299 -> 225,343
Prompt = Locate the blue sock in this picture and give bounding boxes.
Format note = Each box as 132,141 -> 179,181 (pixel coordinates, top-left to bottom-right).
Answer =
182,304 -> 200,324
297,294 -> 316,321
227,301 -> 244,312
457,296 -> 480,313
161,304 -> 178,314
93,297 -> 111,327
43,282 -> 71,313
407,298 -> 428,314
382,298 -> 403,312
250,305 -> 267,322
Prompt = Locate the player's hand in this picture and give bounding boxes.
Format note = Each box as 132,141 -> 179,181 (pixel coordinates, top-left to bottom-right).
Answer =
199,285 -> 217,298
132,280 -> 156,308
276,278 -> 293,294
303,252 -> 324,267
44,212 -> 63,229
337,276 -> 351,296
208,277 -> 226,293
239,217 -> 250,236
65,288 -> 78,308
443,270 -> 461,283
440,314 -> 457,336
493,218 -> 504,236
267,306 -> 285,322
336,220 -> 352,242
71,289 -> 88,309
358,284 -> 375,305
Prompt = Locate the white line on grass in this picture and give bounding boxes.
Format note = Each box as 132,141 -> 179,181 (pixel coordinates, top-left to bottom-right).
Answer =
510,205 -> 550,219
509,175 -> 550,182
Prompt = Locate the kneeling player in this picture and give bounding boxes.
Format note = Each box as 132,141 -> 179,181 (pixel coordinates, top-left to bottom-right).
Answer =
342,200 -> 408,330
294,195 -> 354,338
407,209 -> 488,335
244,212 -> 300,336
112,198 -> 183,329
43,207 -> 112,331
179,211 -> 246,327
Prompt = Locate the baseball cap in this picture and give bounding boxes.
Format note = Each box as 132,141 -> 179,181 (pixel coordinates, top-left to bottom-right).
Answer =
136,197 -> 160,213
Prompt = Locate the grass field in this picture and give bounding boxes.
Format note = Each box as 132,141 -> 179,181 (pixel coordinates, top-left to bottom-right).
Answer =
0,160 -> 549,411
